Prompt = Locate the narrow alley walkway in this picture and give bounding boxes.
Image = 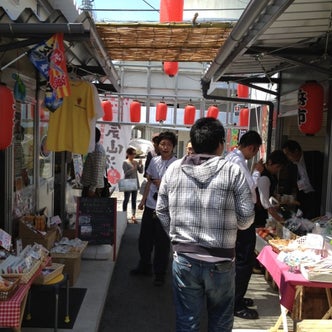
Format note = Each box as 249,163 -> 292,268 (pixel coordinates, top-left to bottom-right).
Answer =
98,222 -> 293,332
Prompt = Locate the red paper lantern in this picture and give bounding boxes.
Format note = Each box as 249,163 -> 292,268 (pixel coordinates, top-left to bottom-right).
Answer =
102,100 -> 113,121
0,83 -> 15,150
130,100 -> 141,122
160,0 -> 184,77
207,105 -> 219,119
163,62 -> 178,77
298,81 -> 324,135
184,104 -> 196,126
160,0 -> 184,22
237,84 -> 249,98
156,102 -> 168,122
239,108 -> 249,127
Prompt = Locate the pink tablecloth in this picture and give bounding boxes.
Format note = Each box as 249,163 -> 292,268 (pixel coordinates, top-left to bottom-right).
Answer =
257,245 -> 332,312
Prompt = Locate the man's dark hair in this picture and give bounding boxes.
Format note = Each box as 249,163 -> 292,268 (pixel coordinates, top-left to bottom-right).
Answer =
239,130 -> 262,147
267,149 -> 288,165
281,139 -> 302,153
95,127 -> 101,143
152,135 -> 159,144
190,117 -> 225,154
157,131 -> 177,147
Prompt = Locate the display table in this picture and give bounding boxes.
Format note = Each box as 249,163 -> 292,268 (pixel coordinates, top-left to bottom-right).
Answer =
257,245 -> 332,331
0,278 -> 34,331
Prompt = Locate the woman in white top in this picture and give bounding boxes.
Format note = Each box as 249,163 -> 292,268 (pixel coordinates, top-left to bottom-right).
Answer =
122,147 -> 143,223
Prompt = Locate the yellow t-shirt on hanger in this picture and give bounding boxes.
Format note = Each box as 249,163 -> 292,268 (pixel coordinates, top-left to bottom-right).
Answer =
46,80 -> 98,155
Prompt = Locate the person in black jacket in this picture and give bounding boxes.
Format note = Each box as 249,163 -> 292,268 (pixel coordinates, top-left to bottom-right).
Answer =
255,150 -> 288,227
282,140 -> 323,219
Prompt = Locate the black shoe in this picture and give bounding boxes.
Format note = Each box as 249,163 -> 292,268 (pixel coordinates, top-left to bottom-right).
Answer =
241,297 -> 254,307
130,266 -> 152,276
153,274 -> 165,286
234,306 -> 259,320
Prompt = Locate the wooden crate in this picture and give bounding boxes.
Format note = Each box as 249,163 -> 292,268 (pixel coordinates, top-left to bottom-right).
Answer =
19,221 -> 57,250
291,287 -> 330,320
50,241 -> 88,286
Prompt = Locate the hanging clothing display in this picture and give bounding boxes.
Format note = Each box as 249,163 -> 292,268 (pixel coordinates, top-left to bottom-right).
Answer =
46,80 -> 103,155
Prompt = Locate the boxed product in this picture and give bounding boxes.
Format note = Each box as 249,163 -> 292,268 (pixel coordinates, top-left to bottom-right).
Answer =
19,219 -> 58,250
300,257 -> 332,283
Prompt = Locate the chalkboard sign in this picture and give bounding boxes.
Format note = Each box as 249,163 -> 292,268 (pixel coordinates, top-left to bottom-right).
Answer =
76,197 -> 116,245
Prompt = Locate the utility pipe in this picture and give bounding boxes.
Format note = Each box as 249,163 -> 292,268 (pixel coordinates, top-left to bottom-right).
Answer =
202,81 -> 274,156
0,23 -> 85,36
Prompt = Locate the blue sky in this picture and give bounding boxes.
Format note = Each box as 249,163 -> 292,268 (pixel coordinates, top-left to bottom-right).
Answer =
92,0 -> 161,22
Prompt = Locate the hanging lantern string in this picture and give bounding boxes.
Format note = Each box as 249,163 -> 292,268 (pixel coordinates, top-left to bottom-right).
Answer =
323,9 -> 332,60
254,54 -> 273,85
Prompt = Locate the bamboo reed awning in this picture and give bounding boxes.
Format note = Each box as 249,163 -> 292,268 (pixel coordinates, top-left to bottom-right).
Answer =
95,22 -> 234,62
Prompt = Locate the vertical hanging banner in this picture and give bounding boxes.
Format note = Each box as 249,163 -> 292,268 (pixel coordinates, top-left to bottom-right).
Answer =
98,123 -> 132,187
49,33 -> 71,98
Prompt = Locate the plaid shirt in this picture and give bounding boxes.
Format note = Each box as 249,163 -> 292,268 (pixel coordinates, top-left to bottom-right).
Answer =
156,154 -> 255,257
81,142 -> 106,191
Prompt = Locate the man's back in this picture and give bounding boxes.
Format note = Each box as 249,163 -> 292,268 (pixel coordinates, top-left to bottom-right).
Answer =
157,154 -> 254,255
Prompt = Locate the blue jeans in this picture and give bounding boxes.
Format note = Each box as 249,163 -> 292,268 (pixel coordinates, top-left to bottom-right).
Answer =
172,253 -> 235,332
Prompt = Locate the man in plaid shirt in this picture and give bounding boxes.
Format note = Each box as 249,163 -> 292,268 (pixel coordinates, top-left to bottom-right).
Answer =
156,118 -> 255,332
81,127 -> 107,197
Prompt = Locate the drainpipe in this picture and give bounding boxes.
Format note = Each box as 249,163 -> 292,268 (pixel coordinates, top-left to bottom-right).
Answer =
202,81 -> 274,156
0,23 -> 86,35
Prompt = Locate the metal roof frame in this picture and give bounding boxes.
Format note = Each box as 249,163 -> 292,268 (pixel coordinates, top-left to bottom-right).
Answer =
0,8 -> 120,92
201,0 -> 332,94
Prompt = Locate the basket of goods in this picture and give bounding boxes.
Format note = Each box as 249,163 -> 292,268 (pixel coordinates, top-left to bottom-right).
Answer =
0,243 -> 47,283
33,263 -> 65,285
0,276 -> 20,300
268,238 -> 291,254
274,234 -> 326,273
50,238 -> 88,258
